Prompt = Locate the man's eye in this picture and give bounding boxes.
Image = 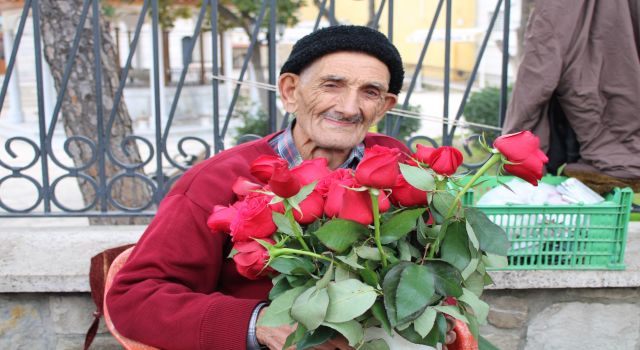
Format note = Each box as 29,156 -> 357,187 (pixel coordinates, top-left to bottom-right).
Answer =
365,89 -> 380,98
323,83 -> 338,88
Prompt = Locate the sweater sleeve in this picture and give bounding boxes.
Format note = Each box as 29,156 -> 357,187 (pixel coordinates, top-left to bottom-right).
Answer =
106,194 -> 264,350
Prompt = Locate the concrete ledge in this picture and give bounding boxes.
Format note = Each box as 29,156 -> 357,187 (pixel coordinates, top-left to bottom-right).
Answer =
1,223 -> 638,293
0,226 -> 145,292
488,222 -> 640,289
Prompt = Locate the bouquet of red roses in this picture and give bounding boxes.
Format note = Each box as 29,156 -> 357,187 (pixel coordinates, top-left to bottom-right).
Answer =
208,131 -> 547,349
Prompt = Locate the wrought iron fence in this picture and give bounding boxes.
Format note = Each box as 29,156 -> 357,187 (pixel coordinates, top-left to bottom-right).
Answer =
0,0 -> 511,218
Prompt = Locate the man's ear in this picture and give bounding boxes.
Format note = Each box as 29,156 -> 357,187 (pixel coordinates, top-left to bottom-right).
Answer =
278,73 -> 299,113
373,92 -> 398,125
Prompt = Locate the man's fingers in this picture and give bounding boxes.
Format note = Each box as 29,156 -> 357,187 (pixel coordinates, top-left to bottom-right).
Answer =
445,329 -> 457,345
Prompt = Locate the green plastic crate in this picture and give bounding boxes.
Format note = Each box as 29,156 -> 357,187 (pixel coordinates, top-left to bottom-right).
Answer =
462,176 -> 633,270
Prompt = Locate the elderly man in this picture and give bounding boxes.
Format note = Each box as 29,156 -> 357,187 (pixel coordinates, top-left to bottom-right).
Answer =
107,25 -> 452,350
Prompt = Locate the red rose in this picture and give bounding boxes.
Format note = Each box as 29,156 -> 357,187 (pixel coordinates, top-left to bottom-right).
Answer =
207,204 -> 238,233
230,194 -> 277,242
325,177 -> 390,226
269,190 -> 325,225
427,146 -> 463,176
293,190 -> 325,224
291,158 -> 331,185
413,144 -> 436,164
316,168 -> 353,197
355,145 -> 401,189
232,176 -> 262,199
493,131 -> 549,185
233,239 -> 275,280
390,174 -> 429,207
250,155 -> 288,183
268,163 -> 302,198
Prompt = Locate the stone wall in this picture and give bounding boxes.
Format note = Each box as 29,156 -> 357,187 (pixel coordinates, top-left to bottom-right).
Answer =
1,224 -> 639,349
481,288 -> 640,350
0,293 -> 118,350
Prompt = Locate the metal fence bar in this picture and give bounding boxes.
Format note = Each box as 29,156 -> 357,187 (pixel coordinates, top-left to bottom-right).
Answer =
31,0 -> 51,213
499,0 -> 511,127
442,0 -> 452,146
220,0 -> 268,141
162,1 -> 211,171
150,0 -> 165,200
91,0 -> 107,212
448,0 -> 504,140
0,0 -> 31,116
391,0 -> 445,137
268,0 -> 277,134
211,0 -> 222,153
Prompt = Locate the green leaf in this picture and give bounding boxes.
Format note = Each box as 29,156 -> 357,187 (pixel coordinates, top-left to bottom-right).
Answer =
325,279 -> 377,323
335,265 -> 356,281
465,208 -> 510,256
425,260 -> 464,298
395,265 -> 435,324
359,267 -> 380,288
466,220 -> 480,250
296,326 -> 335,350
315,219 -> 368,253
461,256 -> 481,280
482,252 -> 509,268
440,221 -> 472,272
371,301 -> 392,336
272,211 -> 296,237
355,246 -> 395,261
382,262 -> 410,327
413,307 -> 437,338
380,208 -> 426,244
433,305 -> 469,323
399,163 -> 436,191
397,239 -> 412,261
396,323 -> 438,347
360,339 -> 390,350
463,271 -> 485,297
322,320 -> 363,346
432,192 -> 458,217
291,287 -> 330,330
269,256 -> 314,275
283,324 -> 306,349
316,263 -> 334,290
288,181 -> 317,211
459,287 -> 490,324
257,286 -> 306,327
269,274 -> 291,300
336,251 -> 364,269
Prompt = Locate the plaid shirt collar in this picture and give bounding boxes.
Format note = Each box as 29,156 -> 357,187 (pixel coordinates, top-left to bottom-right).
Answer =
269,121 -> 365,169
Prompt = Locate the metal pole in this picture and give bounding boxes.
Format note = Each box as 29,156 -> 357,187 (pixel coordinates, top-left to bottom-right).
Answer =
443,0 -> 452,145
91,0 -> 107,212
151,0 -> 165,198
211,0 -> 222,153
499,0 -> 511,127
268,0 -> 277,133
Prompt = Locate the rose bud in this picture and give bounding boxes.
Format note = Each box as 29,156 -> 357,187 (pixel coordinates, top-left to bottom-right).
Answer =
291,158 -> 331,185
355,145 -> 401,189
229,194 -> 277,242
250,155 -> 288,183
413,144 -> 436,164
268,163 -> 302,198
494,131 -> 549,185
207,204 -> 238,233
390,174 -> 429,207
232,176 -> 263,199
233,239 -> 276,280
427,146 -> 464,176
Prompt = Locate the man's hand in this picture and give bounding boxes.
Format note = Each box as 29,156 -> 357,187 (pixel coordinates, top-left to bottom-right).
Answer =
256,307 -> 457,350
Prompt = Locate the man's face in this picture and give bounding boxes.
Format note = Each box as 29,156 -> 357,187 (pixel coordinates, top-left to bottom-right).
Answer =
280,52 -> 398,151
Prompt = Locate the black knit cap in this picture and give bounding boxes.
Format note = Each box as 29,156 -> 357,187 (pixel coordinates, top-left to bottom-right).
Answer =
280,25 -> 404,94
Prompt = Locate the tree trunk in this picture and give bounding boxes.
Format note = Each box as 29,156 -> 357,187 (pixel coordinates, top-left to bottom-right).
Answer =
39,0 -> 152,225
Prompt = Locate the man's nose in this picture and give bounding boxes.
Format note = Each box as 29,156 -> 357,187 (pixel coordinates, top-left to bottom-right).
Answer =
335,89 -> 360,117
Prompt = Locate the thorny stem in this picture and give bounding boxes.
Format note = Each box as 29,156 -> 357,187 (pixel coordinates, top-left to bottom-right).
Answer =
370,190 -> 388,268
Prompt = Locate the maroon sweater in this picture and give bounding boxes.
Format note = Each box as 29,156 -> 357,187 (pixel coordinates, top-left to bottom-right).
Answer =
106,132 -> 409,350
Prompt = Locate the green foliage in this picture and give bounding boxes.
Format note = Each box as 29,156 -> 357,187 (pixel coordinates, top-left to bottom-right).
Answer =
378,103 -> 422,142
463,86 -> 512,140
233,96 -> 269,139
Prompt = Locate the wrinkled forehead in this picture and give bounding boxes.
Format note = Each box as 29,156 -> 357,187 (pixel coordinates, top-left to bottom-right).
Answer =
298,51 -> 391,88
